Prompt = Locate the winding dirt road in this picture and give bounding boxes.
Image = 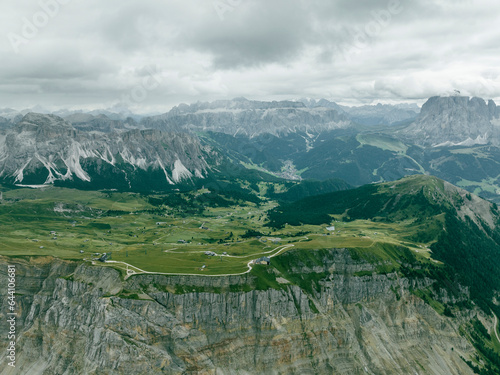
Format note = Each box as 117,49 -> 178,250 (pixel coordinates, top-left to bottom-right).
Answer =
103,244 -> 295,279
493,312 -> 500,343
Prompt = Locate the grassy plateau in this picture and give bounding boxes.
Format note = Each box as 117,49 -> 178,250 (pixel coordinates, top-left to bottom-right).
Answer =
0,181 -> 438,276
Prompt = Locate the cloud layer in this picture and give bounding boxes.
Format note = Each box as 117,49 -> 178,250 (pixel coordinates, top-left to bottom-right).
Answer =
1,0 -> 500,111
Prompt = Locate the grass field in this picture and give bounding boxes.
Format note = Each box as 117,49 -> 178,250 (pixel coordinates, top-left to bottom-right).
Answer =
457,177 -> 500,196
0,184 -> 438,275
356,133 -> 408,153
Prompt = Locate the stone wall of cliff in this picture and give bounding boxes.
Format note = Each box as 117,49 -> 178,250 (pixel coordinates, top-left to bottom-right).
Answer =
0,250 -> 477,375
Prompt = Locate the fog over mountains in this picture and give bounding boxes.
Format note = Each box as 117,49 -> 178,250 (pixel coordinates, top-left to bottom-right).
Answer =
300,98 -> 420,126
1,97 -> 416,132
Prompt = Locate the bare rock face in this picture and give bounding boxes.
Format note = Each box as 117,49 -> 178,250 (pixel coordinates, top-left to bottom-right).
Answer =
141,98 -> 352,137
401,96 -> 500,147
300,98 -> 421,126
0,252 -> 477,375
0,113 -> 215,189
63,113 -> 140,133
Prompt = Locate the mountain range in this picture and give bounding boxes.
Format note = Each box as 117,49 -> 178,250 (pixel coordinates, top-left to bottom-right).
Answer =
300,98 -> 420,126
3,96 -> 500,374
3,95 -> 500,202
142,98 -> 352,137
0,113 -> 214,190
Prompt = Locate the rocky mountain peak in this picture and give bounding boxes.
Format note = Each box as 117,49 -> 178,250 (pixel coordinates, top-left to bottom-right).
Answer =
143,98 -> 350,137
401,96 -> 500,146
15,112 -> 76,137
421,96 -> 491,118
14,113 -> 77,140
170,98 -> 306,115
18,112 -> 73,128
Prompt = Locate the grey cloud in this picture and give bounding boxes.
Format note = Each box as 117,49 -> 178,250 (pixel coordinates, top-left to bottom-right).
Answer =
178,1 -> 313,69
0,0 -> 499,111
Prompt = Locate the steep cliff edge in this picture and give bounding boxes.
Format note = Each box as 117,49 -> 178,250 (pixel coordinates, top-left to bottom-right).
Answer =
0,251 -> 480,375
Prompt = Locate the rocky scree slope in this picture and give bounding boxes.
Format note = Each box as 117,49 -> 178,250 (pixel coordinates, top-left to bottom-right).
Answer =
0,113 -> 215,190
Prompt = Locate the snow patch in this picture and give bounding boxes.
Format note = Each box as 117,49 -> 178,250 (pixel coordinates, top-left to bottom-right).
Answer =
14,184 -> 47,189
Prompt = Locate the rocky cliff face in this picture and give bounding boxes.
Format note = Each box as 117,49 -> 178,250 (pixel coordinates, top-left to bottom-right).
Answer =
142,98 -> 352,137
0,113 -> 215,189
63,113 -> 141,133
343,103 -> 419,126
0,250 -> 478,375
401,96 -> 500,146
299,99 -> 420,126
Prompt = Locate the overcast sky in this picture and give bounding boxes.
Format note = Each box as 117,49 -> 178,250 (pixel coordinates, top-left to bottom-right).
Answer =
1,0 -> 500,112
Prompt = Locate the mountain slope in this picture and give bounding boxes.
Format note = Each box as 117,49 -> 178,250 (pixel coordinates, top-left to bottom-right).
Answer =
268,175 -> 500,310
63,113 -> 141,133
201,123 -> 500,203
300,98 -> 420,126
0,113 -> 215,190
